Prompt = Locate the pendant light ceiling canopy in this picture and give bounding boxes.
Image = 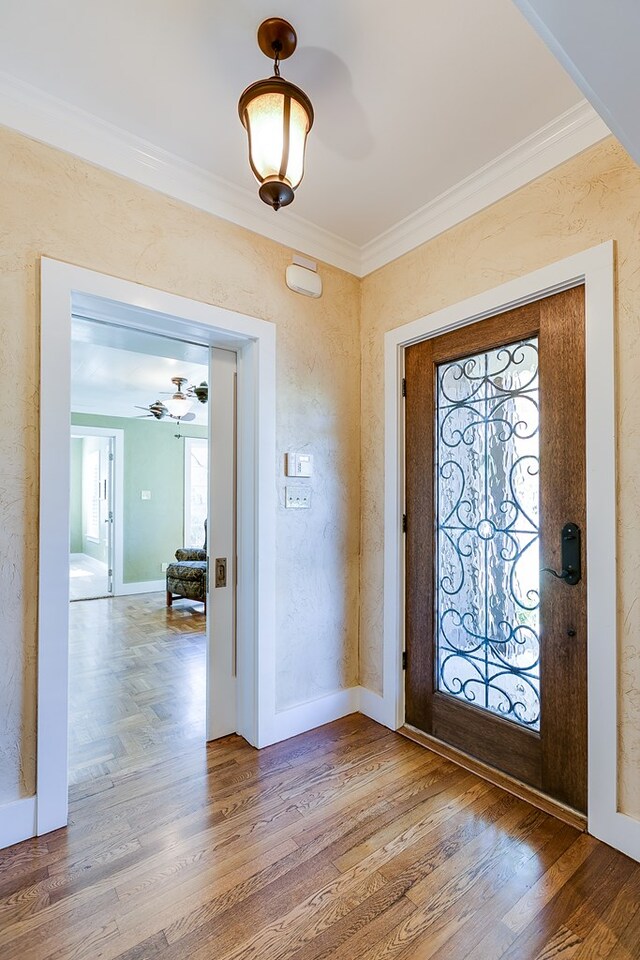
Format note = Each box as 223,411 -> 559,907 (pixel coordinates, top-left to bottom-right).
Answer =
238,18 -> 314,212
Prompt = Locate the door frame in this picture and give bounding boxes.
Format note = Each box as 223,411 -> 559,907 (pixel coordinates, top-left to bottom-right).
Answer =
38,257 -> 277,835
70,425 -> 125,596
383,241 -> 638,862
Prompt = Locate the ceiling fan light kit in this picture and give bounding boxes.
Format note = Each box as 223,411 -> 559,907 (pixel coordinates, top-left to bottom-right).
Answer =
135,376 -> 208,424
238,17 -> 314,212
164,377 -> 194,419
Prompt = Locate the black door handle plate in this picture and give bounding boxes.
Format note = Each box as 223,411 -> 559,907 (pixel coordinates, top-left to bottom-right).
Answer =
542,522 -> 581,586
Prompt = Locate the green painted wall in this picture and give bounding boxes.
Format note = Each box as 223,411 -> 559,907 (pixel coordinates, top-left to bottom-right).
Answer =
71,414 -> 207,583
69,437 -> 83,552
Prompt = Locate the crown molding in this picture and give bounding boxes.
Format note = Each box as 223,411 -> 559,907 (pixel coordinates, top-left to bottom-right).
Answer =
0,72 -> 609,278
0,72 -> 362,275
360,100 -> 610,275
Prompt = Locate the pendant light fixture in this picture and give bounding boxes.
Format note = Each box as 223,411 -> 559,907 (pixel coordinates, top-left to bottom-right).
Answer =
238,18 -> 314,211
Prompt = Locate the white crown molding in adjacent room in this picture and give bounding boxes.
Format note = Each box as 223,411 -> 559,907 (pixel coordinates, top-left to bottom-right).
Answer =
359,100 -> 610,275
0,72 -> 609,278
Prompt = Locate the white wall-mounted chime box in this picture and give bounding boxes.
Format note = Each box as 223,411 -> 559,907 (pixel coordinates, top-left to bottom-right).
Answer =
285,256 -> 322,298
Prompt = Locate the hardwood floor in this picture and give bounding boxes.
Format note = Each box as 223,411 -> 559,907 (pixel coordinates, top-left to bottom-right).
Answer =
1,596 -> 638,959
68,593 -> 206,786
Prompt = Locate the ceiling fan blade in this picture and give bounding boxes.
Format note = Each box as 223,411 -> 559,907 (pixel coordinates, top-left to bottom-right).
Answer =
178,412 -> 196,422
134,405 -> 152,411
135,414 -> 152,419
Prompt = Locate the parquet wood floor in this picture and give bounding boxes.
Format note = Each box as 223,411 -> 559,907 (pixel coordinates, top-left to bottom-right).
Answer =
1,595 -> 638,959
68,593 -> 206,787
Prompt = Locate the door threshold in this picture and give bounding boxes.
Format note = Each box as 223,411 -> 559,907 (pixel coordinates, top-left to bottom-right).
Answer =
399,724 -> 587,832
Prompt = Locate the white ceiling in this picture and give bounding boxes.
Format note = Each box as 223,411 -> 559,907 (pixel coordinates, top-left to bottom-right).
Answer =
513,0 -> 640,168
71,318 -> 209,422
0,1 -> 609,272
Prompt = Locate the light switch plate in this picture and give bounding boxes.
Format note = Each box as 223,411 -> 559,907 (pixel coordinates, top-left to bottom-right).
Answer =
286,452 -> 313,478
141,490 -> 151,500
286,486 -> 311,509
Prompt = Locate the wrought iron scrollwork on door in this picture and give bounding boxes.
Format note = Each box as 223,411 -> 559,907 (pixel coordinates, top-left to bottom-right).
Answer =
435,338 -> 541,730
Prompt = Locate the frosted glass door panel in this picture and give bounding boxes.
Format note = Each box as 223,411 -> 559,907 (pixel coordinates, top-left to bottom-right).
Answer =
435,338 -> 540,729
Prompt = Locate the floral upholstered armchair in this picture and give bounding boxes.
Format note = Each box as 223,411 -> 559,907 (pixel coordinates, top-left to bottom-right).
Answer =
165,521 -> 207,612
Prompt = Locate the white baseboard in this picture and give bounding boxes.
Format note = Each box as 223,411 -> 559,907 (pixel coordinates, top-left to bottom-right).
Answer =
0,796 -> 37,850
272,687 -> 361,744
116,579 -> 166,596
590,810 -> 640,864
358,686 -> 397,729
269,685 -> 397,746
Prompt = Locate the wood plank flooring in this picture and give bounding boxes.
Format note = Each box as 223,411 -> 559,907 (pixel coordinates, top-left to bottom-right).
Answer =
1,595 -> 639,959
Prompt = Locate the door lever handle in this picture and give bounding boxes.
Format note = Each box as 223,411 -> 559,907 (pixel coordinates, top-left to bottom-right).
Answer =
541,522 -> 581,586
542,565 -> 576,581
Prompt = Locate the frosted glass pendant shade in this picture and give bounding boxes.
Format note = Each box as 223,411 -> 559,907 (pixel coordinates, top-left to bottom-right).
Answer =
238,77 -> 313,211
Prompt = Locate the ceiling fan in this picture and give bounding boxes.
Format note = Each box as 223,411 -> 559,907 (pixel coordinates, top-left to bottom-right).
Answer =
135,399 -> 178,420
160,376 -> 208,407
135,376 -> 208,422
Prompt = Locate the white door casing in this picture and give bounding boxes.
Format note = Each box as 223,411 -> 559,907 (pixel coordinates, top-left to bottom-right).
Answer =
382,241 -> 640,863
38,258 -> 277,835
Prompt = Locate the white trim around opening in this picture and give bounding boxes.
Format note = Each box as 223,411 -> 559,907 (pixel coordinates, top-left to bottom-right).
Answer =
37,257 -> 277,836
381,240 -> 640,863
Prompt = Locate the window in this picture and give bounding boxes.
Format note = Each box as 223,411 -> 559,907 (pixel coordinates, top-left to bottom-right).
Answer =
83,446 -> 101,542
184,438 -> 208,547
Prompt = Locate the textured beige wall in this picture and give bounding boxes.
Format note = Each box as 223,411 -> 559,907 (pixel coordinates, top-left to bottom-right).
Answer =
360,138 -> 640,819
0,126 -> 360,803
2,122 -> 638,818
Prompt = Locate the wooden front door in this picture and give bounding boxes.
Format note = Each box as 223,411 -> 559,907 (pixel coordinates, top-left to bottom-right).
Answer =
404,286 -> 587,812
